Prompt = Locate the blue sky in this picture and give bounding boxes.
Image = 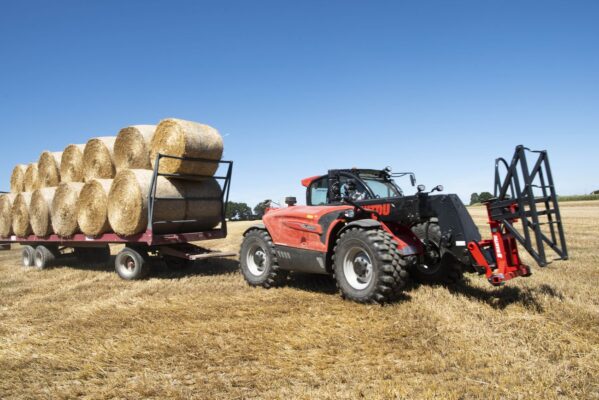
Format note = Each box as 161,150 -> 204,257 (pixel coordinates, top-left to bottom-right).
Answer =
1,0 -> 597,206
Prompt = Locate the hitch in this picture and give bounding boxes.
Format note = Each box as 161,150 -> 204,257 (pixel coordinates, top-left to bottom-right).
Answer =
469,145 -> 568,286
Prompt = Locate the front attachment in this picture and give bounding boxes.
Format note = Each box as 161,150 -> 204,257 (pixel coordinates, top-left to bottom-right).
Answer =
469,145 -> 568,286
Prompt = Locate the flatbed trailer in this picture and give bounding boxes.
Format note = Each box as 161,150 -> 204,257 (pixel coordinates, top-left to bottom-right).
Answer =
0,154 -> 235,279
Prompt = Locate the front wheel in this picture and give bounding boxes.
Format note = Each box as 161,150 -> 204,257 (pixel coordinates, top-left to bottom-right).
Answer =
239,229 -> 287,288
333,228 -> 409,304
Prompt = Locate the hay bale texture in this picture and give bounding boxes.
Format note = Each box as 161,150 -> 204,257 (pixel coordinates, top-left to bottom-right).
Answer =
108,169 -> 221,236
38,151 -> 62,187
10,165 -> 27,193
12,192 -> 33,237
0,193 -> 17,237
83,137 -> 116,181
77,179 -> 113,237
114,125 -> 156,170
51,182 -> 84,237
149,118 -> 223,177
24,163 -> 40,192
60,144 -> 85,182
30,187 -> 57,237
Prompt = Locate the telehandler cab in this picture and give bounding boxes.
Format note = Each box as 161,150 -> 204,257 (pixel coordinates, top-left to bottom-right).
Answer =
239,146 -> 568,303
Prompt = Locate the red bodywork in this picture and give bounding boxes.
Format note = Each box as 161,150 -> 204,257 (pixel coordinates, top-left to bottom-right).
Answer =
467,202 -> 531,286
263,204 -> 422,258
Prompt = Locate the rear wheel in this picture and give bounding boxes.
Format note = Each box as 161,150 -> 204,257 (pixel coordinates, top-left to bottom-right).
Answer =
411,221 -> 463,284
115,247 -> 150,280
34,245 -> 56,269
239,229 -> 287,288
333,227 -> 409,304
22,245 -> 35,267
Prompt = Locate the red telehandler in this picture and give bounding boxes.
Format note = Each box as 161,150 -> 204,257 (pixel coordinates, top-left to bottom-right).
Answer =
239,145 -> 568,303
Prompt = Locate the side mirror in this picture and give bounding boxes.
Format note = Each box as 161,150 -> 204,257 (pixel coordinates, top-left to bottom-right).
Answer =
410,174 -> 416,186
431,185 -> 444,193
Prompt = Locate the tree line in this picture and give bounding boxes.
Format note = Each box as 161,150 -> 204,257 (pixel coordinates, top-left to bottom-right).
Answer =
226,199 -> 272,220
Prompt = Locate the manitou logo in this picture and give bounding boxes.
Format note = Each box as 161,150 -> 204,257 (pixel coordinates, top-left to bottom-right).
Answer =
363,203 -> 391,216
493,235 -> 504,259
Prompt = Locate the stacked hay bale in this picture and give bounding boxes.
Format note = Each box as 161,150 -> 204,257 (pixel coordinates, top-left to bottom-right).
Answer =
60,144 -> 85,182
30,187 -> 58,237
1,118 -> 224,240
10,165 -> 27,193
83,137 -> 117,181
0,193 -> 16,238
38,151 -> 62,187
77,179 -> 113,237
114,125 -> 156,170
24,163 -> 40,192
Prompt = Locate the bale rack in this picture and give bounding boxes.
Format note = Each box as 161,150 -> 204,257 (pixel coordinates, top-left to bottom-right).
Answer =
0,154 -> 235,279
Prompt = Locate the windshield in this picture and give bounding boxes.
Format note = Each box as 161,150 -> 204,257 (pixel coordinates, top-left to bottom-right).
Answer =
361,178 -> 402,198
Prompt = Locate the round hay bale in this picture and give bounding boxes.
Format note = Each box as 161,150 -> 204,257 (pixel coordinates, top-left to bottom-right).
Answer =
60,144 -> 85,182
149,118 -> 223,177
114,125 -> 157,170
12,192 -> 33,238
107,169 -> 221,236
77,179 -> 113,237
30,187 -> 57,237
0,193 -> 17,237
83,137 -> 117,181
38,151 -> 62,187
24,163 -> 40,192
51,182 -> 84,237
10,164 -> 27,193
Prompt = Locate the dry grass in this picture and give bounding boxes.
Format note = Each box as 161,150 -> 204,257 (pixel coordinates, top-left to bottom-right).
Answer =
0,202 -> 597,399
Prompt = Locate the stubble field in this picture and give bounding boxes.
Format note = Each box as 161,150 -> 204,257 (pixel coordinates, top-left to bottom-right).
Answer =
0,202 -> 598,399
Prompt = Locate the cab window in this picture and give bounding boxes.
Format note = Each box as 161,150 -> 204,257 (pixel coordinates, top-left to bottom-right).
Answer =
308,177 -> 328,205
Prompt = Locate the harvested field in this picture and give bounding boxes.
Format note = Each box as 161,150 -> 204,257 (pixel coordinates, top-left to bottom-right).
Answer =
0,201 -> 597,399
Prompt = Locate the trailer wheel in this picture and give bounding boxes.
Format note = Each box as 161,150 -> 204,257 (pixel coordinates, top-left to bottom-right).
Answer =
115,247 -> 150,280
411,221 -> 463,284
34,245 -> 56,269
22,245 -> 36,267
239,229 -> 287,288
333,228 -> 409,304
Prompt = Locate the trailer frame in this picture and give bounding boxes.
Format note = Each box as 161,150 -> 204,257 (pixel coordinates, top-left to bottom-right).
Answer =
0,154 -> 236,277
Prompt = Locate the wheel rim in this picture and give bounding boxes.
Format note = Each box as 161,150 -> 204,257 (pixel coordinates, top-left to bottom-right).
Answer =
343,246 -> 373,290
23,250 -> 31,266
118,254 -> 137,277
246,243 -> 267,276
417,240 -> 442,275
34,251 -> 43,268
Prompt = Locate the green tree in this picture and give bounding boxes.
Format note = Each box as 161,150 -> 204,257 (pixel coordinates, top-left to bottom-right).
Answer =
226,202 -> 252,220
478,191 -> 494,202
253,199 -> 272,218
469,192 -> 480,205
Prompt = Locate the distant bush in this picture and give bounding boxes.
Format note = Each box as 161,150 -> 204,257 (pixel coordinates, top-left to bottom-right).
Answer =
558,194 -> 599,202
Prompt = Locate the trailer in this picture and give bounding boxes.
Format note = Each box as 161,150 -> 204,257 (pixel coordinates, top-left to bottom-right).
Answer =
0,154 -> 235,280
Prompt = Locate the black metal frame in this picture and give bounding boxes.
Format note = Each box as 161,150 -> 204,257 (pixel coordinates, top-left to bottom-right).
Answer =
148,153 -> 233,237
490,145 -> 568,266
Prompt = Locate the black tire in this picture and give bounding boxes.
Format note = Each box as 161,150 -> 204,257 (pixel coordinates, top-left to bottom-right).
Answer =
74,246 -> 111,265
33,245 -> 55,269
411,221 -> 463,284
22,245 -> 36,267
239,229 -> 287,288
332,227 -> 410,304
115,247 -> 150,280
